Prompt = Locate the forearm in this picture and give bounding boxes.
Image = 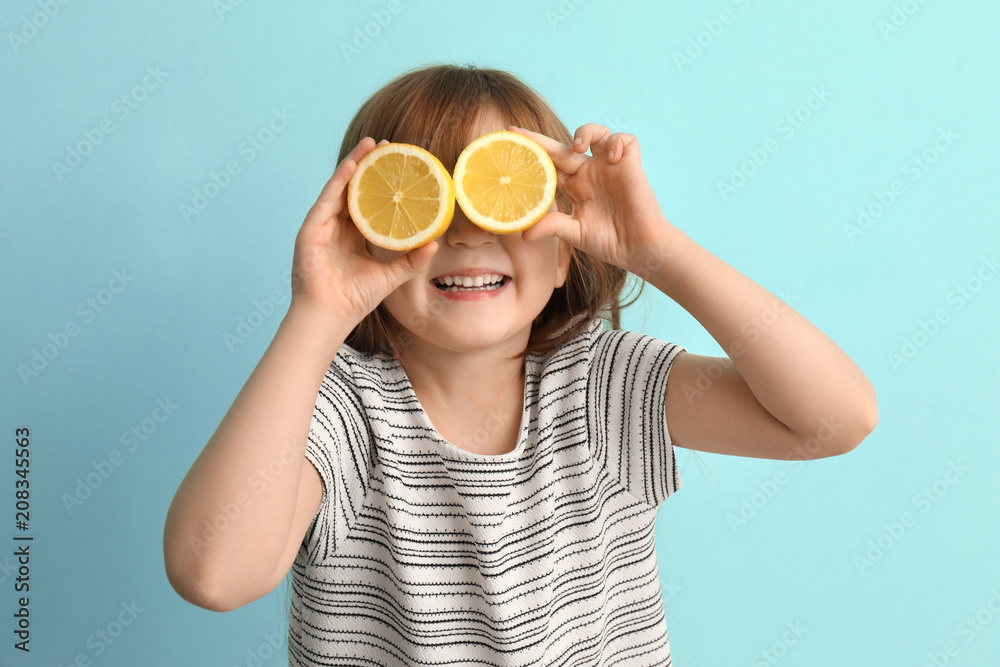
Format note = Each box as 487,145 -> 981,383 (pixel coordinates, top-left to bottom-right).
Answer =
163,303 -> 351,602
640,220 -> 878,443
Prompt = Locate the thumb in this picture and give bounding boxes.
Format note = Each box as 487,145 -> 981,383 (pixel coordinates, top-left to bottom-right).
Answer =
522,211 -> 581,247
382,240 -> 439,287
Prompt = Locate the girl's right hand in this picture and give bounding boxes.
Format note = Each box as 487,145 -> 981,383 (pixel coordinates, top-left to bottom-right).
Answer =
288,137 -> 439,327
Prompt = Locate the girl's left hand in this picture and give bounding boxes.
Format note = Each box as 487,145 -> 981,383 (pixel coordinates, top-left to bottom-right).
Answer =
509,124 -> 673,276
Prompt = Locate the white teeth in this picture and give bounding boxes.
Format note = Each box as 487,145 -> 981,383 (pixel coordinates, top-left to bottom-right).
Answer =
438,283 -> 503,293
433,273 -> 507,289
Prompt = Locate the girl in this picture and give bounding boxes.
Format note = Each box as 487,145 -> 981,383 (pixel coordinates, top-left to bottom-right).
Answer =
164,64 -> 877,666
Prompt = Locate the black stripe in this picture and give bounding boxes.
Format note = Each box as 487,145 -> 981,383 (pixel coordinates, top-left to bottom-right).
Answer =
294,319 -> 684,666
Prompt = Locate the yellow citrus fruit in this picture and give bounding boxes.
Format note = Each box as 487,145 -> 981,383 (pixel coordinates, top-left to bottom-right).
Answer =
347,143 -> 455,251
453,130 -> 557,234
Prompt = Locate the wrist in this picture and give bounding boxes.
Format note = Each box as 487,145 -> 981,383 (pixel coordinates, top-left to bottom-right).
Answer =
283,298 -> 357,359
625,217 -> 690,287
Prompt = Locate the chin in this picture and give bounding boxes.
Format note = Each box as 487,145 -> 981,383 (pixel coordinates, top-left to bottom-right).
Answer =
411,321 -> 528,354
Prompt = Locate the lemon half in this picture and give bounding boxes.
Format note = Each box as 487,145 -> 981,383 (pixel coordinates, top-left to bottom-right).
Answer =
453,130 -> 557,234
347,143 -> 455,251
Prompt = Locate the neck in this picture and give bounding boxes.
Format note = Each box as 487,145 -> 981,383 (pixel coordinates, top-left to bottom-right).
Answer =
395,335 -> 527,402
393,330 -> 531,455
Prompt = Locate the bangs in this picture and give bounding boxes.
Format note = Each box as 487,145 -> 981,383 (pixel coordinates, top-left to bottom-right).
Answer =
338,65 -> 572,174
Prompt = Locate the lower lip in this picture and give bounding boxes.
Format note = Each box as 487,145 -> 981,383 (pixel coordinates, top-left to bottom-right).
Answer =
431,279 -> 509,301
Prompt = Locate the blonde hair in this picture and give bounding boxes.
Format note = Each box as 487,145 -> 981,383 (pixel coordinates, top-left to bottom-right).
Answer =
338,63 -> 643,359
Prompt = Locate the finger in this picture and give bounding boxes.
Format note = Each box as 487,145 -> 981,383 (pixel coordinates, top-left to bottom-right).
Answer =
383,241 -> 440,286
572,124 -> 613,157
606,132 -> 639,163
507,125 -> 587,176
309,137 -> 377,223
347,135 -> 381,166
521,211 -> 582,248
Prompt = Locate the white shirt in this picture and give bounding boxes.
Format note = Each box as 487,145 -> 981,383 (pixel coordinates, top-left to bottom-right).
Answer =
292,318 -> 685,666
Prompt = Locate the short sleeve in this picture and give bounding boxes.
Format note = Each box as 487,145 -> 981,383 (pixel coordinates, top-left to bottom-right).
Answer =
587,326 -> 686,508
302,347 -> 374,564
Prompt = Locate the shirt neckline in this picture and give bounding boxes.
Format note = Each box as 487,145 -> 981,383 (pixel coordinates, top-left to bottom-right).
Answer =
391,353 -> 536,462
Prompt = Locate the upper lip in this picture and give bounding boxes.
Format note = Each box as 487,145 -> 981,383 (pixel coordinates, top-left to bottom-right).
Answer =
430,267 -> 511,281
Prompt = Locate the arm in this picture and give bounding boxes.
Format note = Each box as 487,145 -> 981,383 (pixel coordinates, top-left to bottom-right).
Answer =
646,223 -> 877,459
163,138 -> 439,611
512,123 -> 877,462
162,306 -> 345,611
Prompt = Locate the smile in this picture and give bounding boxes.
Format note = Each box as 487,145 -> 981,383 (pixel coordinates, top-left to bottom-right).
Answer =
431,273 -> 509,292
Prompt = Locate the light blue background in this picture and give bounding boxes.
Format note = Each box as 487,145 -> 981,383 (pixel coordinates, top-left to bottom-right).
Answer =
3,1 -> 999,665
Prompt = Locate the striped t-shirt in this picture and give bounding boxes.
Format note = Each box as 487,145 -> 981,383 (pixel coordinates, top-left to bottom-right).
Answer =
291,318 -> 685,666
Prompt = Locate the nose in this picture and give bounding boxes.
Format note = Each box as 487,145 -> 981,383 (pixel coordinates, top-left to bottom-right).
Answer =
444,208 -> 496,248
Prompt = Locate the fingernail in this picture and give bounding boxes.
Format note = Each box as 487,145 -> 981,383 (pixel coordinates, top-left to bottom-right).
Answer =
574,137 -> 582,145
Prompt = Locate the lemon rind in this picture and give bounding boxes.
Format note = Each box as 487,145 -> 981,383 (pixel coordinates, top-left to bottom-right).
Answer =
453,130 -> 557,235
347,143 -> 455,252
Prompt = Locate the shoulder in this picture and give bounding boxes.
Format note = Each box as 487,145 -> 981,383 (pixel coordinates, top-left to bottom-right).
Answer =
535,318 -> 684,388
326,343 -> 402,388
554,317 -> 683,365
314,344 -> 411,418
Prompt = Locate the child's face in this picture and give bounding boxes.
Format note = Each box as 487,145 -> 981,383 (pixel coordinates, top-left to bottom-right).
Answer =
366,108 -> 571,357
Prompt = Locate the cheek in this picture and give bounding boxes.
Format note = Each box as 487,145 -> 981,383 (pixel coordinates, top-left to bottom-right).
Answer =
378,290 -> 416,336
513,236 -> 564,284
381,280 -> 420,314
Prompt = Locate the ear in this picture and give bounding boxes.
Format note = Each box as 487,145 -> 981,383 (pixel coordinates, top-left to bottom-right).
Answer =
555,239 -> 572,288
